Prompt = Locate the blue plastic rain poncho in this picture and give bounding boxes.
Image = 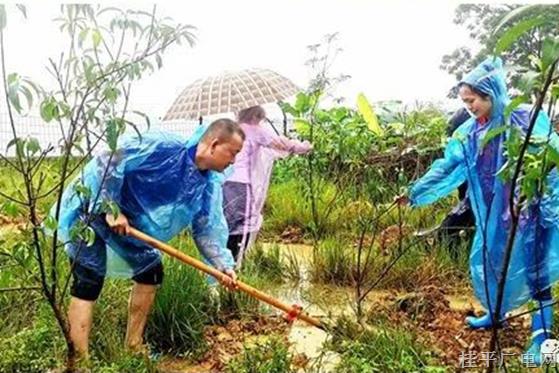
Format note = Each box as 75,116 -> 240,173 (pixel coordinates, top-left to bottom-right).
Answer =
54,126 -> 235,278
410,57 -> 559,315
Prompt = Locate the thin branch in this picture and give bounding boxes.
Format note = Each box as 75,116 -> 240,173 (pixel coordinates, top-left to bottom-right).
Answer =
0,189 -> 27,205
0,152 -> 23,173
0,286 -> 41,293
488,60 -> 558,372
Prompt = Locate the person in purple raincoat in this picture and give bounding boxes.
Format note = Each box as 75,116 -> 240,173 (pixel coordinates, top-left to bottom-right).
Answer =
223,105 -> 312,267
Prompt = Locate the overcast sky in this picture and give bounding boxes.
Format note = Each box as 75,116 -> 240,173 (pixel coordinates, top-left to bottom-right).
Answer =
1,0 -> 553,120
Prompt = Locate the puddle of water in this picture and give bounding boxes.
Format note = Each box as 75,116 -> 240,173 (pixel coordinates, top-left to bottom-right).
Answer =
261,242 -> 394,317
259,242 -> 403,371
288,322 -> 340,372
446,293 -> 482,312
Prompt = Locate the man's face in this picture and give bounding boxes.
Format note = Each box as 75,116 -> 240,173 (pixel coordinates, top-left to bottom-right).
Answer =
208,133 -> 244,172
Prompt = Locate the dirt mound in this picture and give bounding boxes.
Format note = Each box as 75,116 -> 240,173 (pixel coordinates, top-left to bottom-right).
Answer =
158,315 -> 297,373
279,225 -> 305,244
392,285 -> 449,323
370,286 -> 530,369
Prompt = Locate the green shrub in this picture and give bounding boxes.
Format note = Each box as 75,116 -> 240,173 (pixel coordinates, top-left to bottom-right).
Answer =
93,353 -> 155,373
0,322 -> 63,372
309,237 -> 355,286
243,243 -> 285,283
330,317 -> 443,373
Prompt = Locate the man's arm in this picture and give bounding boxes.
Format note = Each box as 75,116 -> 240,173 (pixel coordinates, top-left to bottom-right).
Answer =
192,178 -> 237,288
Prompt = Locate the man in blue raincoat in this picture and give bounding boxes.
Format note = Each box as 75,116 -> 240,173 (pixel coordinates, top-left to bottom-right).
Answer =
55,118 -> 244,359
398,57 -> 559,363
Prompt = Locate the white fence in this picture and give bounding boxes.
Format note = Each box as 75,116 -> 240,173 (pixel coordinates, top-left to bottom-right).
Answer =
0,113 -> 293,157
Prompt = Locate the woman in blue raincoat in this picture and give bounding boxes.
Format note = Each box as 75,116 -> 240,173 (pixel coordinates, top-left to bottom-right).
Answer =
400,57 -> 559,361
54,118 -> 244,359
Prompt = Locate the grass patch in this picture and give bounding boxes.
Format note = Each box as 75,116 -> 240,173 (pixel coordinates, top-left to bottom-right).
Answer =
309,237 -> 355,286
243,243 -> 286,283
147,235 -> 213,356
225,335 -> 295,373
329,315 -> 445,373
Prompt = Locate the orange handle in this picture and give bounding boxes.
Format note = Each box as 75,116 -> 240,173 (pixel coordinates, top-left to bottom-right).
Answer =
128,227 -> 324,330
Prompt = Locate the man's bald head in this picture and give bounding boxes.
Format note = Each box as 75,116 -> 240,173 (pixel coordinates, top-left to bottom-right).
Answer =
200,118 -> 245,144
196,118 -> 245,172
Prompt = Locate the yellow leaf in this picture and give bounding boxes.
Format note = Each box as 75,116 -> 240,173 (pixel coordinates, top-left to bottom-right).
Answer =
357,93 -> 383,136
294,119 -> 310,134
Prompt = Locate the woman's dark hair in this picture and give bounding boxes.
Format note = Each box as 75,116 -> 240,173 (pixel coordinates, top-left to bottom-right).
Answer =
458,82 -> 490,100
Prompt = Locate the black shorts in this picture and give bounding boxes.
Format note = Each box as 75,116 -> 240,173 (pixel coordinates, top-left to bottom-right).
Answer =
70,260 -> 164,301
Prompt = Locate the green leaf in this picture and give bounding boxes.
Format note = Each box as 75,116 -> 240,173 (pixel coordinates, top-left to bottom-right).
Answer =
40,98 -> 56,122
6,137 -> 19,152
74,183 -> 92,200
155,53 -> 163,69
25,137 -> 40,155
22,78 -> 42,97
142,60 -> 154,73
83,61 -> 96,83
9,92 -> 22,114
91,29 -> 102,48
78,27 -> 89,47
20,84 -> 33,110
2,201 -> 19,217
547,146 -> 559,168
106,118 -> 124,151
97,6 -> 122,17
528,54 -> 543,71
2,201 -> 20,218
504,96 -> 526,120
496,160 -> 512,181
495,17 -> 546,55
493,5 -> 545,36
16,4 -> 26,19
0,5 -> 6,31
552,85 -> 559,99
308,91 -> 320,110
541,37 -> 559,73
44,215 -> 58,231
481,125 -> 507,149
69,221 -> 84,243
294,119 -> 310,134
7,72 -> 18,85
101,200 -> 120,218
104,86 -> 119,102
356,93 -> 383,136
278,101 -> 298,117
294,92 -> 310,114
7,73 -> 23,114
73,142 -> 84,155
84,227 -> 96,247
518,70 -> 540,94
